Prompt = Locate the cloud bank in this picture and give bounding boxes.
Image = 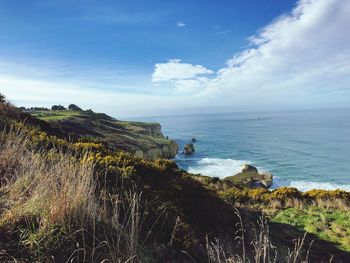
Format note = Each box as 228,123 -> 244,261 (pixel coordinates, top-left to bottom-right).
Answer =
153,0 -> 350,107
0,75 -> 183,117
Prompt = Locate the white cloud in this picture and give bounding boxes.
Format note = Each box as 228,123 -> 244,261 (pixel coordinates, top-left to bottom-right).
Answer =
153,0 -> 350,108
152,59 -> 213,82
0,58 -> 151,94
213,0 -> 350,97
173,77 -> 210,93
176,21 -> 186,27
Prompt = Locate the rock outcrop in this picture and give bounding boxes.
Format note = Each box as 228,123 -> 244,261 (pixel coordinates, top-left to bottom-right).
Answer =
241,164 -> 258,174
224,164 -> 273,188
257,172 -> 273,188
184,143 -> 195,155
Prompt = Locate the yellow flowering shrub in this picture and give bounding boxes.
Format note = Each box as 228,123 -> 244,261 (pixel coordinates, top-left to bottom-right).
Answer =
304,189 -> 350,200
270,187 -> 301,200
72,141 -> 105,151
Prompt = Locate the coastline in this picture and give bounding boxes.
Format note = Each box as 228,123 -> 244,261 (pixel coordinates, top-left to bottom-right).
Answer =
174,154 -> 350,192
137,109 -> 350,193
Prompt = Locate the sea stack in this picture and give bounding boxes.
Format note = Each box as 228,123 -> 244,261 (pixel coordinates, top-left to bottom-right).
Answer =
184,143 -> 195,155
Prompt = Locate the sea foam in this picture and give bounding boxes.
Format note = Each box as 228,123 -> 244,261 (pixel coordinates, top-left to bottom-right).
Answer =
186,157 -> 248,178
185,157 -> 350,192
287,180 -> 350,192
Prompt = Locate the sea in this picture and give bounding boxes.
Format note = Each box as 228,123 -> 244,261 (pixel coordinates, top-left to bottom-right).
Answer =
134,109 -> 350,192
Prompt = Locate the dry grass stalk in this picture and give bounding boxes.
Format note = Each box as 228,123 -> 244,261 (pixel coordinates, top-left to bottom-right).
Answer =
0,128 -> 151,262
205,209 -> 314,263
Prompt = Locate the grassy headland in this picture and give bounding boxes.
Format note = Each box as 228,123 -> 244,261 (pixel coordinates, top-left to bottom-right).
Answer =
31,110 -> 84,121
30,109 -> 179,160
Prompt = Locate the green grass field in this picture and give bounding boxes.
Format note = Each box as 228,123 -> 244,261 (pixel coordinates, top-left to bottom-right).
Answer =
273,207 -> 350,251
32,110 -> 84,121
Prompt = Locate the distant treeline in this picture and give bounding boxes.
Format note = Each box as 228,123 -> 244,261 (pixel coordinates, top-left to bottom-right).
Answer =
0,94 -> 85,113
20,104 -> 84,112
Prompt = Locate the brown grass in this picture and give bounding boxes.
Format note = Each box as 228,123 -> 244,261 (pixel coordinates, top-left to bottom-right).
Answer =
205,210 -> 315,263
0,128 -> 151,262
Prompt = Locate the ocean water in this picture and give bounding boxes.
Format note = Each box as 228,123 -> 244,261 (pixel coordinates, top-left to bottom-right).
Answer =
135,109 -> 350,191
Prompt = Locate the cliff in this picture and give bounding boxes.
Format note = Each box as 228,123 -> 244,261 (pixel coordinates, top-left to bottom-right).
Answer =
31,110 -> 179,159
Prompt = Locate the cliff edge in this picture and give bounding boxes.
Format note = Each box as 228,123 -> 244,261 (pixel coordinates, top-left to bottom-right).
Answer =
31,110 -> 179,159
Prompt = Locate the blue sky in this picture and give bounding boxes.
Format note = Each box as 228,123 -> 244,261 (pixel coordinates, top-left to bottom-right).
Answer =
1,0 -> 349,117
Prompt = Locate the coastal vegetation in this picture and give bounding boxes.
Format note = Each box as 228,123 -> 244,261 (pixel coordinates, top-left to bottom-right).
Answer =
0,96 -> 350,262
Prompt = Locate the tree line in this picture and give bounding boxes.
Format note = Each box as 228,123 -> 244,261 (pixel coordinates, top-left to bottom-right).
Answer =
0,93 -> 92,113
20,104 -> 83,112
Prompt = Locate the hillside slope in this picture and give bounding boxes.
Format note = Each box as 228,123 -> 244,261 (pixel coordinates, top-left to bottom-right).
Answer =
31,110 -> 179,159
1,101 -> 350,262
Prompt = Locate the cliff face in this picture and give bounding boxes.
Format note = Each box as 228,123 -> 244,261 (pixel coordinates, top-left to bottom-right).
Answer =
139,122 -> 163,137
127,122 -> 179,160
135,140 -> 179,159
32,110 -> 179,160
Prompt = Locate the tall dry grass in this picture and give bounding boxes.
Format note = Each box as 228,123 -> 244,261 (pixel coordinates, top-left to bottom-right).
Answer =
0,127 -> 96,225
205,210 -> 314,263
0,128 -> 151,262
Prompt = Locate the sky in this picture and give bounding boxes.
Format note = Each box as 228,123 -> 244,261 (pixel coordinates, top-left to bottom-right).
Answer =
0,0 -> 349,117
